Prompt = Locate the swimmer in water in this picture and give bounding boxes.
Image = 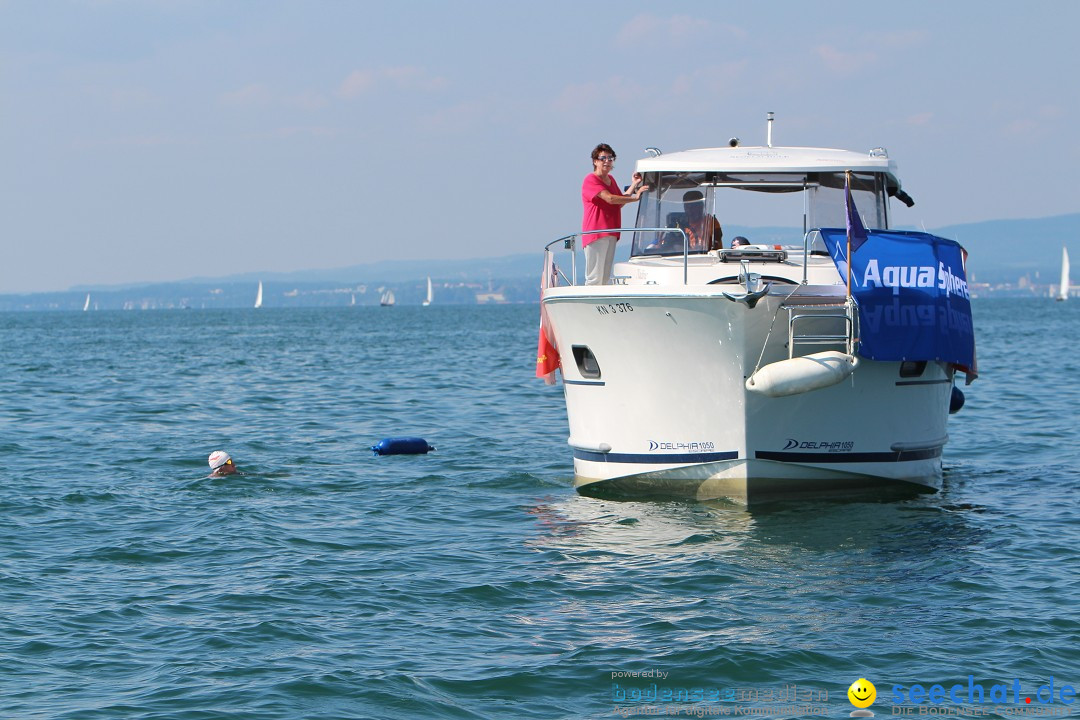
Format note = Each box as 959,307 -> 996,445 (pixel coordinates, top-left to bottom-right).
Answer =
208,451 -> 238,477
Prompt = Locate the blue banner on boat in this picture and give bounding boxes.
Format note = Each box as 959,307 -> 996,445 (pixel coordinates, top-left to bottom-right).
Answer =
817,228 -> 976,372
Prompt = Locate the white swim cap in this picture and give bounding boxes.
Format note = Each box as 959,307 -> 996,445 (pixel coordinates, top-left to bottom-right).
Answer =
208,451 -> 231,470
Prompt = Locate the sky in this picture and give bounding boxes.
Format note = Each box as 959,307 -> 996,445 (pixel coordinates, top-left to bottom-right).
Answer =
2,0 -> 1078,294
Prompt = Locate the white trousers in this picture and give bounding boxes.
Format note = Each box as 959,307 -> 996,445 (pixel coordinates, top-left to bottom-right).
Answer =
584,236 -> 617,286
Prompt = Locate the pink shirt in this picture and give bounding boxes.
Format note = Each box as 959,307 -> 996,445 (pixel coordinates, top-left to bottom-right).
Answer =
581,173 -> 622,246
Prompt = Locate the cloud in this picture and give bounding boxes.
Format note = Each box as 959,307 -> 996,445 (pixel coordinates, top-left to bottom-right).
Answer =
552,76 -> 649,118
550,62 -> 748,126
418,100 -> 491,134
338,70 -> 376,98
263,125 -> 340,140
814,44 -> 878,74
1003,118 -> 1039,137
94,133 -> 198,149
1036,104 -> 1064,120
548,75 -> 648,124
874,30 -> 929,50
669,61 -> 749,98
616,13 -> 747,47
219,84 -> 328,111
1002,106 -> 1064,139
220,83 -> 274,107
285,91 -> 328,111
102,86 -> 160,109
337,66 -> 448,99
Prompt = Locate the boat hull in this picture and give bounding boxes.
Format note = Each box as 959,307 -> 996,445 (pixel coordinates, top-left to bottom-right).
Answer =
573,458 -> 938,504
545,286 -> 952,504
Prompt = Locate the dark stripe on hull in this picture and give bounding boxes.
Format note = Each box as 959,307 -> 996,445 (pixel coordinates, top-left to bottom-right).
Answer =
895,379 -> 951,386
573,450 -> 739,464
756,447 -> 942,463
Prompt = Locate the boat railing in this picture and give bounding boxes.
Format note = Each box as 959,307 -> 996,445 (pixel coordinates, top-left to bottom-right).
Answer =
545,228 -> 690,285
802,229 -> 826,285
543,227 -> 832,287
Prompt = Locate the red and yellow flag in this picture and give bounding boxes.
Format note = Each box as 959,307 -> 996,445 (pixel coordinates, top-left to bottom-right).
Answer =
535,249 -> 560,384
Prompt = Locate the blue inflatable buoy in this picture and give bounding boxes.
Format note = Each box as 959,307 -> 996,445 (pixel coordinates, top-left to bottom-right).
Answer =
949,386 -> 965,414
372,437 -> 436,456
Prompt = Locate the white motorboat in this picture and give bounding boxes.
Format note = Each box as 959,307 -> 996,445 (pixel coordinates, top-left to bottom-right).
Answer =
1057,247 -> 1070,301
538,115 -> 977,504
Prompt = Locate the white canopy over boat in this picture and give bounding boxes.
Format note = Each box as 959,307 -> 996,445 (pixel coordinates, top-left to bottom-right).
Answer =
636,145 -> 900,181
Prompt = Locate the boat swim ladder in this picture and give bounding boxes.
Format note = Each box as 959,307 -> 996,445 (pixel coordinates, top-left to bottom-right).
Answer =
785,299 -> 857,359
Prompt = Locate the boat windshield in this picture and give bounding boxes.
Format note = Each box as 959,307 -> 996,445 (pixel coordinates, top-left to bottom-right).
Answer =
630,171 -> 888,257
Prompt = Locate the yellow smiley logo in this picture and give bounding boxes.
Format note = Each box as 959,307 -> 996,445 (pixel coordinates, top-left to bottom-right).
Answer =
848,678 -> 877,708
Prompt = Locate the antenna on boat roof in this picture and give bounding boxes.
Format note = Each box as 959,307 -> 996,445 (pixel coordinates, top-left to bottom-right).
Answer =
766,112 -> 775,148
645,147 -> 661,157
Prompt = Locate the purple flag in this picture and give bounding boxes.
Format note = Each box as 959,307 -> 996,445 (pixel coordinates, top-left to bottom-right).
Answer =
845,175 -> 869,253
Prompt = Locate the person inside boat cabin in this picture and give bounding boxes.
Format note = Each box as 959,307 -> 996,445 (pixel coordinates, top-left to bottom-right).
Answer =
581,143 -> 649,285
681,190 -> 723,252
208,450 -> 238,477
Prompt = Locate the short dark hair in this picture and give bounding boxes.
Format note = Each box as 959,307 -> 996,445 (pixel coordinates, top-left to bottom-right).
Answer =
591,143 -> 616,162
684,190 -> 704,203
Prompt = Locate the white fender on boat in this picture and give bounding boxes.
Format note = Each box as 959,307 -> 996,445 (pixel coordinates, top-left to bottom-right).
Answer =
745,351 -> 859,398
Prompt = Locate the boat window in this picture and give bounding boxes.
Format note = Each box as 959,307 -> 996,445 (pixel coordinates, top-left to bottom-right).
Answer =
899,361 -> 927,378
632,173 -> 716,257
630,171 -> 889,259
807,172 -> 887,230
572,345 -> 601,379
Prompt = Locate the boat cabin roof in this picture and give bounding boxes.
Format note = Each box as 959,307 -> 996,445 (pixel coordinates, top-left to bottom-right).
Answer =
634,145 -> 900,186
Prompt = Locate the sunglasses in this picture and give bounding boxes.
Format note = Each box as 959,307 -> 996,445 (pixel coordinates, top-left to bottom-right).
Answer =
596,155 -> 615,162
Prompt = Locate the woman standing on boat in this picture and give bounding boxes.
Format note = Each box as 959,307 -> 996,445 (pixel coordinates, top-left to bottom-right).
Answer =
581,143 -> 648,285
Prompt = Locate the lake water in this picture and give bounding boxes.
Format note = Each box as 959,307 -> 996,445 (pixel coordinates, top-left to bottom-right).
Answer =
1,299 -> 1077,719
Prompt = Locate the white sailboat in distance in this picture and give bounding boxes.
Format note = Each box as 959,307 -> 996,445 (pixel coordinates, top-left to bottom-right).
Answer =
83,293 -> 91,312
254,281 -> 263,308
1058,247 -> 1070,301
423,277 -> 433,306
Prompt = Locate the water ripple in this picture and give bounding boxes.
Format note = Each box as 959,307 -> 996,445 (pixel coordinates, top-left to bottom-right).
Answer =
0,302 -> 1078,718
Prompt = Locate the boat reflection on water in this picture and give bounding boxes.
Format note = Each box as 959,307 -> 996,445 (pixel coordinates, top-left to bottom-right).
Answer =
524,491 -> 988,653
527,494 -> 755,558
527,491 -> 984,562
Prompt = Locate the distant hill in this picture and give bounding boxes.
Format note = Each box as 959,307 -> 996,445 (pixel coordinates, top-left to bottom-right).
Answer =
70,212 -> 1080,288
927,214 -> 1078,284
91,254 -> 547,289
715,214 -> 1078,284
2,214 -> 1076,310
